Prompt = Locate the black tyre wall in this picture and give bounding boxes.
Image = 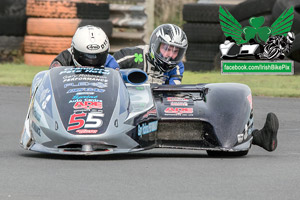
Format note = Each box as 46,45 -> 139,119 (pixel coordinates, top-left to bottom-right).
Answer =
0,0 -> 26,16
186,43 -> 219,62
272,0 -> 300,34
183,3 -> 234,23
184,61 -> 215,71
183,23 -> 224,43
287,32 -> 300,62
230,0 -> 276,21
0,16 -> 26,36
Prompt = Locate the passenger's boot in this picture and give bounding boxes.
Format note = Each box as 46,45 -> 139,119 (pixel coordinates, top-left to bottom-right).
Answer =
252,112 -> 279,151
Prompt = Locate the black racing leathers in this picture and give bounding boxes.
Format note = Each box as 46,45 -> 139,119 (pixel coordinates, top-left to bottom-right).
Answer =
113,45 -> 184,85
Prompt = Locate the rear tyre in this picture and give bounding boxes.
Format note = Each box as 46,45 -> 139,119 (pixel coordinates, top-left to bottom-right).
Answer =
24,35 -> 72,54
27,18 -> 113,37
24,53 -> 56,66
206,150 -> 249,157
183,3 -> 234,23
183,23 -> 225,43
26,0 -> 109,19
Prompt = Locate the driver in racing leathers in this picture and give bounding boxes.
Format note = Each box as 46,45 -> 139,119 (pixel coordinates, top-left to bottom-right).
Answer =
113,24 -> 187,85
49,25 -> 119,69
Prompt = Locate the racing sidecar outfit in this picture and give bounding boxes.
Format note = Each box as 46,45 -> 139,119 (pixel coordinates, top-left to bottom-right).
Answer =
113,45 -> 184,85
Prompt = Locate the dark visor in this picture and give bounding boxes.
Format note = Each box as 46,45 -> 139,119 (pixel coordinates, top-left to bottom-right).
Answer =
73,48 -> 108,67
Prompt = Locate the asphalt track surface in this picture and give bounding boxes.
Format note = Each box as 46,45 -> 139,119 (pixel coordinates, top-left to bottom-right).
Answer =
1,86 -> 300,200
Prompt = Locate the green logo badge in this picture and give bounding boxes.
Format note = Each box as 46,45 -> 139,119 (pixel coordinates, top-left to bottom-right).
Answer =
219,6 -> 294,44
219,6 -> 295,74
134,53 -> 143,64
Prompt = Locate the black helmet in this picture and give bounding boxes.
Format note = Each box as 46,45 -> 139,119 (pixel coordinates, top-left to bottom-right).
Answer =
149,24 -> 188,72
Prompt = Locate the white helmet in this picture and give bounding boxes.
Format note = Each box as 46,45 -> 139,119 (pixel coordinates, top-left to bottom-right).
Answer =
71,25 -> 109,68
149,24 -> 188,72
286,32 -> 295,44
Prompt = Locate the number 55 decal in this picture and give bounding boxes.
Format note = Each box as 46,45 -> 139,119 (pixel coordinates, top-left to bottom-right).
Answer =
67,113 -> 104,131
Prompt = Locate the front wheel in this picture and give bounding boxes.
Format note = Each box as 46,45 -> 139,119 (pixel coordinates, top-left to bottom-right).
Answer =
206,150 -> 249,157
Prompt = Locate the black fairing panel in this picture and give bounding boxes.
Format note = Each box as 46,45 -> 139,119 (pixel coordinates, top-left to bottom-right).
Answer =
153,83 -> 251,149
49,67 -> 120,135
203,83 -> 251,148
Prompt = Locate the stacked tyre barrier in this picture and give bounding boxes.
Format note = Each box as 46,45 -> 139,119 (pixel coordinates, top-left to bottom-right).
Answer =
0,0 -> 27,63
109,3 -> 147,53
182,3 -> 234,71
24,0 -> 112,66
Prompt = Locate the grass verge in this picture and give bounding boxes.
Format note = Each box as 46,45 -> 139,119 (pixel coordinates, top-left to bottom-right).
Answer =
182,71 -> 300,97
0,63 -> 48,86
0,63 -> 299,97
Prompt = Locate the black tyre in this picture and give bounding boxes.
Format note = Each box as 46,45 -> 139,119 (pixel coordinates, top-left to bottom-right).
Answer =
206,150 -> 249,157
0,36 -> 24,63
27,18 -> 113,37
26,0 -> 109,19
0,0 -> 26,16
186,43 -> 219,62
230,0 -> 276,21
183,3 -> 234,23
294,61 -> 300,74
0,36 -> 23,51
272,0 -> 300,34
287,32 -> 300,62
183,23 -> 224,43
184,61 -> 214,71
0,16 -> 26,36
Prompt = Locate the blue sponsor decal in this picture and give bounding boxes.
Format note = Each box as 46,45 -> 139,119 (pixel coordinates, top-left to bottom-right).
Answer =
33,105 -> 41,121
64,82 -> 107,88
67,88 -> 105,94
72,95 -> 98,100
59,68 -> 110,75
35,75 -> 53,117
69,95 -> 103,103
31,121 -> 41,136
138,121 -> 158,136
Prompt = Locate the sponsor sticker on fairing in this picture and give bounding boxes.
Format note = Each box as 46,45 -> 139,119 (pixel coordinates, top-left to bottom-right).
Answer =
164,107 -> 194,116
138,121 -> 158,136
76,129 -> 98,134
167,97 -> 189,102
247,94 -> 253,109
67,112 -> 104,133
59,68 -> 110,75
64,82 -> 107,88
67,88 -> 105,94
73,101 -> 103,110
170,102 -> 188,106
142,108 -> 157,119
62,74 -> 108,83
31,121 -> 41,136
